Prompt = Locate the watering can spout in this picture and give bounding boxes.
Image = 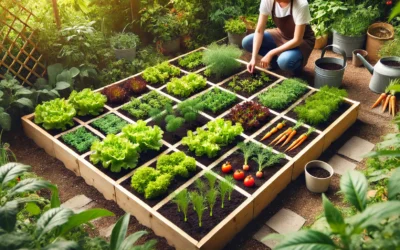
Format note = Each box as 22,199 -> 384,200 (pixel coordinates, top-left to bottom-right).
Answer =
356,53 -> 374,74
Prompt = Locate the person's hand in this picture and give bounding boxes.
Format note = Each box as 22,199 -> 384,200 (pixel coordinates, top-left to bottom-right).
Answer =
260,51 -> 274,69
247,58 -> 256,73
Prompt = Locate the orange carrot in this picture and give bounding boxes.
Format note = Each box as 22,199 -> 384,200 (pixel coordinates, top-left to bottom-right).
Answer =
371,93 -> 387,109
391,96 -> 397,117
276,121 -> 286,129
287,127 -> 315,152
281,121 -> 303,147
261,121 -> 286,141
382,95 -> 391,112
275,134 -> 288,146
269,128 -> 292,145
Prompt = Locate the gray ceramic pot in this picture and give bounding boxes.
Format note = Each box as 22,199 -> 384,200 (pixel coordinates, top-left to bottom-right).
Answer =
332,30 -> 366,58
305,160 -> 334,193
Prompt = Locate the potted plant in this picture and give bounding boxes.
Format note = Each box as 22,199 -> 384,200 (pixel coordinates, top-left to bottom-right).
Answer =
331,5 -> 379,57
312,24 -> 329,49
366,22 -> 395,63
110,32 -> 140,60
224,18 -> 247,47
304,160 -> 334,193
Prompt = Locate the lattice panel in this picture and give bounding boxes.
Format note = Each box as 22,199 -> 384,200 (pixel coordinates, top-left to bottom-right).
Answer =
0,1 -> 46,86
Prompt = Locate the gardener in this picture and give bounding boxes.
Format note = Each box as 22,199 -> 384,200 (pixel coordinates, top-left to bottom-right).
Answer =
243,0 -> 315,75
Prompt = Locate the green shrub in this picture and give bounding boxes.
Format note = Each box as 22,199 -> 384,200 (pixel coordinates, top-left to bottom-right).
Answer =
110,32 -> 140,49
166,73 -> 207,97
68,88 -> 107,116
61,127 -> 99,153
224,18 -> 246,34
258,78 -> 308,110
332,5 -> 379,36
90,114 -> 128,135
379,37 -> 400,58
34,98 -> 76,131
121,120 -> 163,152
142,62 -> 180,85
202,43 -> 242,79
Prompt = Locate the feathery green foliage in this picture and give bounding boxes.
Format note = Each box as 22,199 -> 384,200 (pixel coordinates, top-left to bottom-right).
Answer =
202,43 -> 242,79
195,179 -> 207,195
194,88 -> 237,113
204,171 -> 217,189
172,189 -> 190,221
237,142 -> 258,166
190,191 -> 206,227
252,146 -> 284,172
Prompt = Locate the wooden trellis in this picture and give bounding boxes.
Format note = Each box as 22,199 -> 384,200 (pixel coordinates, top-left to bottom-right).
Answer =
0,1 -> 46,86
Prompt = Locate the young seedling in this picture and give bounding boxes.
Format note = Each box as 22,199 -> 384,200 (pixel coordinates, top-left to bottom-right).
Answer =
190,191 -> 206,227
204,171 -> 217,189
219,176 -> 235,208
206,188 -> 219,216
195,178 -> 207,195
172,189 -> 190,222
252,147 -> 284,178
237,142 -> 257,171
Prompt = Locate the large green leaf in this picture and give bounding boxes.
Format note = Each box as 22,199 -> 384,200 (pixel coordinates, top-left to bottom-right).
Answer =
69,67 -> 80,78
36,208 -> 74,237
273,230 -> 336,250
15,88 -> 33,97
340,171 -> 368,212
389,2 -> 400,21
110,213 -> 130,250
0,201 -> 18,232
322,194 -> 345,234
48,64 -> 64,86
25,202 -> 41,216
347,201 -> 400,234
59,208 -> 114,236
50,185 -> 61,208
131,239 -> 157,250
0,162 -> 31,188
42,240 -> 79,250
55,82 -> 71,91
366,150 -> 400,158
0,232 -> 31,249
12,97 -> 33,109
0,111 -> 11,131
34,78 -> 50,90
8,179 -> 56,197
120,230 -> 147,250
57,71 -> 73,84
388,168 -> 400,200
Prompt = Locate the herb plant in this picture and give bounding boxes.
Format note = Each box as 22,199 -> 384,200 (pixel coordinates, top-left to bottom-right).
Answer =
194,88 -> 237,114
237,142 -> 258,169
172,189 -> 190,221
90,114 -> 128,135
34,98 -> 76,131
379,37 -> 400,58
121,120 -> 163,152
195,179 -> 207,195
294,86 -> 348,126
142,62 -> 180,85
149,104 -> 184,133
124,77 -> 147,95
204,171 -> 217,189
61,127 -> 99,153
258,78 -> 308,110
227,72 -> 270,94
190,191 -> 206,227
227,101 -> 270,131
90,134 -> 140,172
206,188 -> 219,216
224,18 -> 246,34
166,73 -> 207,98
252,147 -> 284,173
101,85 -> 128,104
202,43 -> 242,80
121,90 -> 173,120
178,51 -> 204,70
181,118 -> 244,158
332,5 -> 379,36
68,88 -> 107,116
110,32 -> 140,49
177,98 -> 204,122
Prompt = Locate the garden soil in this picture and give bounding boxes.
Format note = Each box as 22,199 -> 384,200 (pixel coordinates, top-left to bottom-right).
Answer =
4,48 -> 393,250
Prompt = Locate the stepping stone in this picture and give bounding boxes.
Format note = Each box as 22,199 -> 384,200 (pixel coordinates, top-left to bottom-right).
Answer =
99,223 -> 115,238
338,136 -> 375,162
74,201 -> 97,214
62,195 -> 93,212
266,208 -> 306,234
327,155 -> 357,175
253,225 -> 280,249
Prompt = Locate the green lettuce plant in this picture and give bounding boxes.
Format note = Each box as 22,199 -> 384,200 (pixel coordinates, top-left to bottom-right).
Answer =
156,151 -> 196,178
178,51 -> 204,70
90,134 -> 140,172
142,62 -> 180,85
121,120 -> 163,152
34,98 -> 76,131
166,73 -> 207,98
131,167 -> 160,194
68,88 -> 107,116
145,174 -> 173,199
224,18 -> 246,34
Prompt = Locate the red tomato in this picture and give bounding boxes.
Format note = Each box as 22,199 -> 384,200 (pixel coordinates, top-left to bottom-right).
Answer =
221,161 -> 232,173
256,171 -> 263,178
386,0 -> 392,5
243,164 -> 250,171
233,169 -> 245,180
244,175 -> 255,187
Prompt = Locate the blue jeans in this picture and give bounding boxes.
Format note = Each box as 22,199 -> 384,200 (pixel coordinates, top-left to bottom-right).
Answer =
242,32 -> 303,74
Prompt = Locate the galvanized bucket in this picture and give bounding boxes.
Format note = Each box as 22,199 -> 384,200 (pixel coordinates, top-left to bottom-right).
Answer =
314,45 -> 347,88
332,30 -> 366,58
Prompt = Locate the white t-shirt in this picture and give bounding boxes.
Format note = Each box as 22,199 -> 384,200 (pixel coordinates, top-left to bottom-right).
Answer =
259,0 -> 312,25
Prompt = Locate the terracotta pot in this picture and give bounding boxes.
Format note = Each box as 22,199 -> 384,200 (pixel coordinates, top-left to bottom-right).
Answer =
367,23 -> 394,63
352,49 -> 368,67
314,34 -> 328,49
305,160 -> 334,193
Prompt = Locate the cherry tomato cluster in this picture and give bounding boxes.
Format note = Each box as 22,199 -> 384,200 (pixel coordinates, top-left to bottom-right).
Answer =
386,0 -> 392,5
221,161 -> 255,187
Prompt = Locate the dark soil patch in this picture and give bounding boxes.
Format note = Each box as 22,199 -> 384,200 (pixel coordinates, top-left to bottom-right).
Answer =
199,64 -> 247,84
224,110 -> 276,137
76,107 -> 111,123
178,136 -> 245,167
148,114 -> 210,145
58,128 -> 100,155
255,119 -> 320,158
121,161 -> 202,207
160,83 -> 211,101
38,120 -> 79,137
307,167 -> 331,178
222,71 -> 278,98
157,176 -> 247,241
286,100 -> 352,131
369,27 -> 392,39
382,60 -> 400,67
316,62 -> 343,70
213,150 -> 289,194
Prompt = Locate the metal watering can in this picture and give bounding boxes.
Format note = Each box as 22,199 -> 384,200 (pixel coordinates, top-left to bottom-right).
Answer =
356,54 -> 400,93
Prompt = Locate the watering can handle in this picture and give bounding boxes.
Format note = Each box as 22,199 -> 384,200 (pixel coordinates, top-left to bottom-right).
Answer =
321,45 -> 346,68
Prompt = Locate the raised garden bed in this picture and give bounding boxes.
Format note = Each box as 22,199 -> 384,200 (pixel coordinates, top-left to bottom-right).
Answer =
21,47 -> 360,250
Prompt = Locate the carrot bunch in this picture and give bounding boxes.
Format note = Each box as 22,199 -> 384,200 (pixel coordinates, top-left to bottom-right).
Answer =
371,80 -> 400,117
260,121 -> 286,141
285,127 -> 315,152
269,121 -> 303,147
